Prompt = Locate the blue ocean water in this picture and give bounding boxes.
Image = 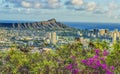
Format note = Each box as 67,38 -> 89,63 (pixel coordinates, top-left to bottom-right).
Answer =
64,22 -> 120,31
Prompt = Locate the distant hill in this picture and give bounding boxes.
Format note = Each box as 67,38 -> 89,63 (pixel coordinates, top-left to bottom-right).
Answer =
0,18 -> 73,30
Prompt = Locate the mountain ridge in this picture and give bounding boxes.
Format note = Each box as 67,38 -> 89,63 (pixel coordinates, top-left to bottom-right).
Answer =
0,18 -> 73,30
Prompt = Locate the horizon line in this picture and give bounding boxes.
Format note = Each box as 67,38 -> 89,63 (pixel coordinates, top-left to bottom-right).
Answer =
0,19 -> 120,24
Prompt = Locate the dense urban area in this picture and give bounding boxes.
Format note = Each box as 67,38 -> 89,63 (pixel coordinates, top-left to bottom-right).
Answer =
0,27 -> 119,51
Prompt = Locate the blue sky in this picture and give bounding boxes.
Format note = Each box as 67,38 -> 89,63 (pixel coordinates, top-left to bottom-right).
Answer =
0,0 -> 120,23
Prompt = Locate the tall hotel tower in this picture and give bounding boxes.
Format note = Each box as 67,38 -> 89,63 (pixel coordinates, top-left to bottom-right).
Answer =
113,32 -> 117,44
51,32 -> 57,45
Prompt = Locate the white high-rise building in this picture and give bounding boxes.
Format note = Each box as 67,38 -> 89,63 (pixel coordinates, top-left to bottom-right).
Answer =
46,32 -> 57,45
46,32 -> 52,39
51,32 -> 57,45
113,32 -> 117,44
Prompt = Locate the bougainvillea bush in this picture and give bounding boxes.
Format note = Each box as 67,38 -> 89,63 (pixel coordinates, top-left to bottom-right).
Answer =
81,49 -> 114,74
0,41 -> 119,74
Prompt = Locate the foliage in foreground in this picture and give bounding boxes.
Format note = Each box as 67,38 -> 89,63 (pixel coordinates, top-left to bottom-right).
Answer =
0,41 -> 120,74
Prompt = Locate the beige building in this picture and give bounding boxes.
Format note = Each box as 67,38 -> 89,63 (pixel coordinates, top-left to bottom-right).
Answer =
99,29 -> 105,36
46,32 -> 52,39
51,32 -> 57,45
46,32 -> 57,45
113,32 -> 117,44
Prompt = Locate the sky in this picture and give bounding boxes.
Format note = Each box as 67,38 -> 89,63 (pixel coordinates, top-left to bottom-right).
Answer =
0,0 -> 120,23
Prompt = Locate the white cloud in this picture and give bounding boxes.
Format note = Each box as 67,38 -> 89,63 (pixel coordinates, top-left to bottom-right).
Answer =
107,10 -> 112,17
1,0 -> 120,20
21,1 -> 32,8
86,2 -> 96,11
109,2 -> 118,10
47,0 -> 61,8
106,2 -> 119,18
48,0 -> 59,3
66,0 -> 97,12
5,0 -> 61,9
71,0 -> 84,6
114,15 -> 118,19
34,3 -> 41,8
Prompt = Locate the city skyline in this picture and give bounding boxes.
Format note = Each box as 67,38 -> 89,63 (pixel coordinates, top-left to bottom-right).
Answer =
0,0 -> 120,23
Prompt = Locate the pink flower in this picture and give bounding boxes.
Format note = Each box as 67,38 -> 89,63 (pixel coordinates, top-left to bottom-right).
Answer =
101,58 -> 105,61
96,60 -> 101,66
110,66 -> 115,70
95,49 -> 100,55
81,49 -> 115,74
93,55 -> 99,59
81,60 -> 87,64
72,68 -> 79,74
71,56 -> 76,60
101,64 -> 107,69
65,64 -> 72,70
106,70 -> 114,74
103,50 -> 109,56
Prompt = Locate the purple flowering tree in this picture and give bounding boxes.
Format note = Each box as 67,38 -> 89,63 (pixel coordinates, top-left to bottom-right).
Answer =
81,49 -> 115,74
65,56 -> 80,74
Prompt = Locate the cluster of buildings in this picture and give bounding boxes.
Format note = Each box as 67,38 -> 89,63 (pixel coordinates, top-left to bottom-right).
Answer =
45,32 -> 57,45
0,27 -> 120,51
77,29 -> 120,44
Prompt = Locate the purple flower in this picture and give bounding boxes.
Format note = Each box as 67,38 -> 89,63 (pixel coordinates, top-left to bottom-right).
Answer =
101,58 -> 105,61
96,60 -> 101,66
103,50 -> 109,56
87,61 -> 92,66
101,64 -> 107,69
110,66 -> 115,70
95,49 -> 100,55
72,68 -> 79,74
93,55 -> 99,59
106,70 -> 114,74
89,58 -> 94,64
74,63 -> 78,67
91,65 -> 98,69
106,68 -> 114,74
65,64 -> 73,70
81,60 -> 87,64
81,49 -> 114,74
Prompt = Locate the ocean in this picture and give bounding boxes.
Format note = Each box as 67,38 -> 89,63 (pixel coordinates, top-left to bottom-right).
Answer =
64,22 -> 120,31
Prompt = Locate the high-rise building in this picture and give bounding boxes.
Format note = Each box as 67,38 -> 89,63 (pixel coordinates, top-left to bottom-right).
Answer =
46,32 -> 57,45
105,29 -> 109,33
77,31 -> 81,36
116,32 -> 119,38
113,29 -> 119,40
93,29 -> 99,37
51,32 -> 57,45
119,32 -> 120,40
93,29 -> 99,34
89,30 -> 94,37
99,29 -> 105,36
113,32 -> 117,44
46,32 -> 51,39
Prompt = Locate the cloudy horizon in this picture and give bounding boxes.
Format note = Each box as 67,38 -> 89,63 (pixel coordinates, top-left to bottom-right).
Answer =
0,0 -> 120,23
